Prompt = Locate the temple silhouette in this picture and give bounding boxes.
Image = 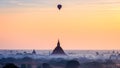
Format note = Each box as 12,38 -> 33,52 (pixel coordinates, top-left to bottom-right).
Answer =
51,40 -> 66,55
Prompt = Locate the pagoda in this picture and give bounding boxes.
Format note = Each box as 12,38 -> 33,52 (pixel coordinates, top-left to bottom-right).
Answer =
51,40 -> 66,55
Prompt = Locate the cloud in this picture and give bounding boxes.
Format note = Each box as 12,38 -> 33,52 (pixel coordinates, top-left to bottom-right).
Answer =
0,0 -> 58,8
0,0 -> 120,8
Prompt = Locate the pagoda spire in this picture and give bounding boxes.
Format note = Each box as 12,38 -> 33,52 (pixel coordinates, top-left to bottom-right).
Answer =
57,39 -> 60,47
51,40 -> 66,55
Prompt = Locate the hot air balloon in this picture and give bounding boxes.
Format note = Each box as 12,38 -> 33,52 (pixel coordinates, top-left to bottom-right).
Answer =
57,4 -> 62,10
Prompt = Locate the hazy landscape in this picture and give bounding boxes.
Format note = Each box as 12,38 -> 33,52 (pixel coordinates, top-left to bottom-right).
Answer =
0,0 -> 120,68
0,50 -> 120,68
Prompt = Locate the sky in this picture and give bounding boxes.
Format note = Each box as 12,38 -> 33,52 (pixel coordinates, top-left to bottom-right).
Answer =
0,0 -> 120,50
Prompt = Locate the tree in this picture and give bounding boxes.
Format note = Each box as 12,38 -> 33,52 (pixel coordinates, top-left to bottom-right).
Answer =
3,63 -> 19,68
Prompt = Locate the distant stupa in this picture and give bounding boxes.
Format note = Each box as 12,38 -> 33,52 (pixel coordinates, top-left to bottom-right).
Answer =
32,49 -> 36,54
51,40 -> 66,55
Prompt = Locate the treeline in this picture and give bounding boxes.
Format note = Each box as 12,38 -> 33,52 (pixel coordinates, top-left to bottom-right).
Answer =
0,57 -> 120,68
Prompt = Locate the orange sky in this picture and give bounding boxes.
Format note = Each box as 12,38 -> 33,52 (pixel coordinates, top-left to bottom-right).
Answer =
0,0 -> 120,50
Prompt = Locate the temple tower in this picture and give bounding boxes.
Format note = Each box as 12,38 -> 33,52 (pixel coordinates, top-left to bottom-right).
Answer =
51,40 -> 66,55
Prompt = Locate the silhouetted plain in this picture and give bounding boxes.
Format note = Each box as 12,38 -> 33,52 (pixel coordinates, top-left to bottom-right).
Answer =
3,63 -> 19,68
65,60 -> 80,68
42,63 -> 52,68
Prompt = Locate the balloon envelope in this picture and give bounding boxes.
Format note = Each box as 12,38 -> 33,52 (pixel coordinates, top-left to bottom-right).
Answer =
57,4 -> 62,10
